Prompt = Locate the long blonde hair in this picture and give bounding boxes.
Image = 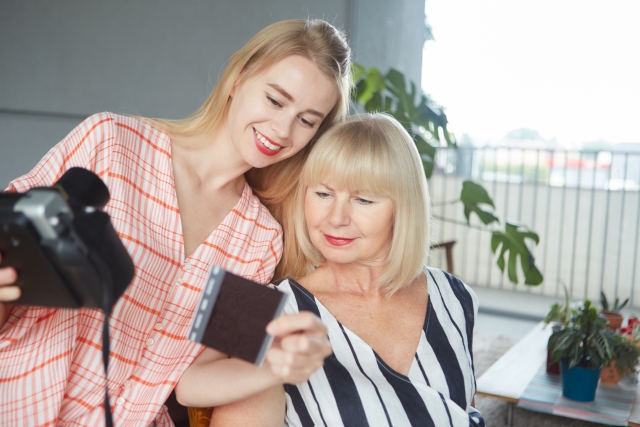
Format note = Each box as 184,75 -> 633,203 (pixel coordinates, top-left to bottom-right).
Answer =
150,19 -> 352,279
290,114 -> 431,295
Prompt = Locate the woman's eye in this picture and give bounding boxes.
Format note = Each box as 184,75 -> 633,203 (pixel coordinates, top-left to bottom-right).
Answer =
357,198 -> 373,205
300,117 -> 316,128
316,192 -> 331,199
267,96 -> 282,107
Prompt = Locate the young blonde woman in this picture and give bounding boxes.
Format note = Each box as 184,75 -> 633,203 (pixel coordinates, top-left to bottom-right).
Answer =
0,19 -> 351,426
189,114 -> 485,427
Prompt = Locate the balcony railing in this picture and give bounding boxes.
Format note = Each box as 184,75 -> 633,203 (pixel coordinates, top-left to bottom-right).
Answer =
429,146 -> 640,308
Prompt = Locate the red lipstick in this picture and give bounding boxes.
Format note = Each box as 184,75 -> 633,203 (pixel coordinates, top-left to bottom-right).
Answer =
254,128 -> 282,157
324,234 -> 355,246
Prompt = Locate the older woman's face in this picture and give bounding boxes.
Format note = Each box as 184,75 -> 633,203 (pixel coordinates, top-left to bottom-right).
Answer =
305,181 -> 394,267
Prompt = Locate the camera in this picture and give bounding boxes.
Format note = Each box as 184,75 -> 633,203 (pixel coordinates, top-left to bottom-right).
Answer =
0,167 -> 135,311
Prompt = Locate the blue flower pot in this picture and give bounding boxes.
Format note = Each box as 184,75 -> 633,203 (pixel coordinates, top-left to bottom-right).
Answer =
560,359 -> 602,402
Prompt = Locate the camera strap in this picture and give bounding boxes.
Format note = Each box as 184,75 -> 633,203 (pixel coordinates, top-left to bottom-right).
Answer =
102,312 -> 114,427
91,253 -> 114,427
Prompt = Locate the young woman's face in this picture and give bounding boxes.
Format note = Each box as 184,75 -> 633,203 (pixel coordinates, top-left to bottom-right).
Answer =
227,55 -> 339,169
304,181 -> 395,267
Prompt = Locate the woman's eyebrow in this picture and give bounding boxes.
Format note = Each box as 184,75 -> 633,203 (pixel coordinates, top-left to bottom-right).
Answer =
268,83 -> 294,101
267,83 -> 326,119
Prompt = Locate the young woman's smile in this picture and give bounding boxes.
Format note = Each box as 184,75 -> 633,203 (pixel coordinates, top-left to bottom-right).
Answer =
253,128 -> 283,156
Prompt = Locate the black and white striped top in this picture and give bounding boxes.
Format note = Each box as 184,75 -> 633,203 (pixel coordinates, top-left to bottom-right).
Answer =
272,268 -> 485,427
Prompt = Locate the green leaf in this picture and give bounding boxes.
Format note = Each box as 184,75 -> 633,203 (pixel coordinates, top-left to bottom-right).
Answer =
357,67 -> 385,106
508,250 -> 518,283
490,233 -> 502,253
414,134 -> 436,161
491,222 -> 543,285
353,79 -> 368,104
496,244 -> 508,272
460,181 -> 499,225
364,92 -> 383,113
422,159 -> 434,179
351,63 -> 366,83
383,96 -> 393,113
524,265 -> 544,286
443,129 -> 456,147
460,181 -> 496,208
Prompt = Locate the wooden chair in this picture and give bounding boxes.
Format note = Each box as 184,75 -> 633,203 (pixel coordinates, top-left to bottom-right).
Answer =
430,240 -> 457,275
188,407 -> 213,427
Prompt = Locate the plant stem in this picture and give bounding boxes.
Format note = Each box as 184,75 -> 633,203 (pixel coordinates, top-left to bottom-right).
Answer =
432,199 -> 460,208
431,215 -> 494,232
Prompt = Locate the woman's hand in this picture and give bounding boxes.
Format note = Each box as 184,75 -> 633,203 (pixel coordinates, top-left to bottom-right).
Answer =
0,264 -> 20,302
0,255 -> 19,329
265,311 -> 332,384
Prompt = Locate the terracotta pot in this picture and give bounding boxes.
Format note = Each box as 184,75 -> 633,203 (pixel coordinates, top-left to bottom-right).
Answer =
602,311 -> 624,330
600,361 -> 623,385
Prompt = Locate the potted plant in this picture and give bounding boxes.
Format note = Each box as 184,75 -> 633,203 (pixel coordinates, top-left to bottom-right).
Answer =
601,320 -> 640,385
600,329 -> 640,385
544,282 -> 572,374
548,300 -> 615,401
600,291 -> 629,330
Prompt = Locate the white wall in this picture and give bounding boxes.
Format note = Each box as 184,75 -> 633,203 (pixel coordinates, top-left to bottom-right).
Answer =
0,0 -> 427,188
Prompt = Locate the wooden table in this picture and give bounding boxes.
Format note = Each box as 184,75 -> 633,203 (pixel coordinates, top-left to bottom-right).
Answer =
476,321 -> 640,426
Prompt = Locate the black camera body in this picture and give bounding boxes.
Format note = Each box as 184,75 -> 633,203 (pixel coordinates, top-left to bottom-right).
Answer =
0,168 -> 135,311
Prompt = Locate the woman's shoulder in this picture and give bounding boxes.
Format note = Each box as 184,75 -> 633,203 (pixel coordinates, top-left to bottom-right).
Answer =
425,267 -> 479,311
241,185 -> 283,235
270,277 -> 302,294
269,277 -> 305,315
108,113 -> 171,147
73,112 -> 170,148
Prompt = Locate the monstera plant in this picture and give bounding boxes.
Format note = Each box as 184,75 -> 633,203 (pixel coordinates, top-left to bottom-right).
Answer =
352,63 -> 543,286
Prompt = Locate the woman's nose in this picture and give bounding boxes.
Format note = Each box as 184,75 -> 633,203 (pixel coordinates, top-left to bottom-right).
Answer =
328,200 -> 350,226
271,113 -> 294,139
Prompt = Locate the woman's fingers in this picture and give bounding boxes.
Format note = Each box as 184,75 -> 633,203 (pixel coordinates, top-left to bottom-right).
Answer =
266,345 -> 327,384
0,266 -> 20,302
265,312 -> 332,384
267,311 -> 327,338
280,332 -> 331,356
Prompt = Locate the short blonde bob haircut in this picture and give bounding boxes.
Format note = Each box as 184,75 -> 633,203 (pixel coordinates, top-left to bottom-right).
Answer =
290,113 -> 431,295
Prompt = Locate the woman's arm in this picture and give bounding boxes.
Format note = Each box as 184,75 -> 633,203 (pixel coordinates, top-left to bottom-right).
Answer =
175,311 -> 331,407
175,347 -> 281,407
208,385 -> 285,427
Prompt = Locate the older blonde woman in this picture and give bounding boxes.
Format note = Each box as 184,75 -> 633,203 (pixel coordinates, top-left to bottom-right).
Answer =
203,113 -> 484,427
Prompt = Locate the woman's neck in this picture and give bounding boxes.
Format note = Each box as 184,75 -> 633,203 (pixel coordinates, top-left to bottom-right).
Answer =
171,125 -> 249,192
305,262 -> 387,298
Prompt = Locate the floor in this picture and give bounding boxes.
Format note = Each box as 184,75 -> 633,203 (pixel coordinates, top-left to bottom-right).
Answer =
470,285 -> 640,341
475,312 -> 538,340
